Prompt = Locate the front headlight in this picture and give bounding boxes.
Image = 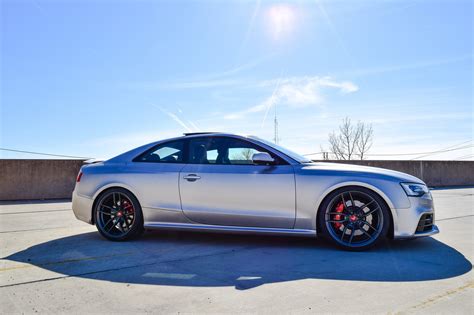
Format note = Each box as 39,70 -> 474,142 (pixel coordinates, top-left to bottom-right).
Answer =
400,182 -> 431,198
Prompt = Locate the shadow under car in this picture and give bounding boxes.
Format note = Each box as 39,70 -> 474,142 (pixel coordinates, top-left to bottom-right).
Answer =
4,231 -> 472,290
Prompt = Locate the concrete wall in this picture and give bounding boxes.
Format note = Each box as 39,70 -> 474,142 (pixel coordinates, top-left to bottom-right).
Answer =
0,159 -> 473,201
0,159 -> 85,201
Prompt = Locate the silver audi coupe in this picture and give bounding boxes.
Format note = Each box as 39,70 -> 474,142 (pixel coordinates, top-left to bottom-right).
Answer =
72,132 -> 439,250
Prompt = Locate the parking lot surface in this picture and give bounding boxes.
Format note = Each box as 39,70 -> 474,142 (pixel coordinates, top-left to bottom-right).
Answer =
1,188 -> 473,314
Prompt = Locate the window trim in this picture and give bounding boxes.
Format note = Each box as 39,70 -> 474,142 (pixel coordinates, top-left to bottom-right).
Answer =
132,139 -> 188,164
186,136 -> 289,166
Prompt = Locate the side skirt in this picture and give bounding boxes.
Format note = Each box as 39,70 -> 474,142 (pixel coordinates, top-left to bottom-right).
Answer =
144,222 -> 317,237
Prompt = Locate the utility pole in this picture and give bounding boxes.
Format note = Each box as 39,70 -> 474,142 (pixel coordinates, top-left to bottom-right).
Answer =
273,102 -> 279,144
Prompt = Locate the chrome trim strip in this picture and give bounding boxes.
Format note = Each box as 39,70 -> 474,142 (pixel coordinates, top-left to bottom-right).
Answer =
144,222 -> 317,237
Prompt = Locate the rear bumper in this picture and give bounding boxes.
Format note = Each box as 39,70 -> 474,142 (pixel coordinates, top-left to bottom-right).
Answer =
72,190 -> 94,224
393,194 -> 439,239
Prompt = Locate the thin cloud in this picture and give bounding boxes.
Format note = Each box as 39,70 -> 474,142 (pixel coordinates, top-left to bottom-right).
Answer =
144,79 -> 242,90
261,74 -> 284,128
341,54 -> 473,77
315,0 -> 355,68
238,0 -> 261,59
151,104 -> 193,132
318,77 -> 358,93
187,120 -> 200,131
131,53 -> 276,91
140,56 -> 275,90
261,76 -> 358,94
224,76 -> 358,120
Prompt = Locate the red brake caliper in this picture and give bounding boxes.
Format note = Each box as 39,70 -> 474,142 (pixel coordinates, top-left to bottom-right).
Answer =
333,202 -> 344,229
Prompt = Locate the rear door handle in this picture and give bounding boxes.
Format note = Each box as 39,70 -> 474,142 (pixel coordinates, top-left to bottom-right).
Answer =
183,174 -> 201,182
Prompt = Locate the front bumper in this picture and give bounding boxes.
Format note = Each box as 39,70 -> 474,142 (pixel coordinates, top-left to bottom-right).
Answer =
409,224 -> 440,238
393,194 -> 440,239
72,189 -> 94,224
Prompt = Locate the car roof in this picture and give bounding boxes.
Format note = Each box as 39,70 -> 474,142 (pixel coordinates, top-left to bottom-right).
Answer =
105,132 -> 300,165
182,132 -> 248,138
183,132 -> 224,136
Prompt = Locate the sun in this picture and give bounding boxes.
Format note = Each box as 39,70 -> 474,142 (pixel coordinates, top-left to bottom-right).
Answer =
266,4 -> 297,40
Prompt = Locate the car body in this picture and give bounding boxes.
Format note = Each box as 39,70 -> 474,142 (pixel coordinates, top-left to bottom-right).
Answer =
72,132 -> 439,250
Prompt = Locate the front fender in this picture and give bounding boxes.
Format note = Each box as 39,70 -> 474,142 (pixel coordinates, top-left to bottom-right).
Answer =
294,175 -> 410,232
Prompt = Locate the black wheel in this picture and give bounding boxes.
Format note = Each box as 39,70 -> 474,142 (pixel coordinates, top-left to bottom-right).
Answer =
318,186 -> 390,251
94,188 -> 144,241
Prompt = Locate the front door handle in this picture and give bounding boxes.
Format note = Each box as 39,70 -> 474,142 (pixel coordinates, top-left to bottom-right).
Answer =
183,174 -> 201,182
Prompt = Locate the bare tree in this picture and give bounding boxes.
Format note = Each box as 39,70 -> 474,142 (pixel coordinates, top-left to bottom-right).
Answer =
231,148 -> 254,161
327,117 -> 373,160
240,148 -> 254,160
356,121 -> 373,160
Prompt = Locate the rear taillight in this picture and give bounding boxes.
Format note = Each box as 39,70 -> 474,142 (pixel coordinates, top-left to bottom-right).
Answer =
76,171 -> 83,182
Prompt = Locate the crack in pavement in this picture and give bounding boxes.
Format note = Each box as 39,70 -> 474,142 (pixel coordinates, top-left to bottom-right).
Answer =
0,251 -> 137,272
397,281 -> 474,313
0,246 -> 248,288
436,214 -> 474,221
0,209 -> 71,215
0,227 -> 71,234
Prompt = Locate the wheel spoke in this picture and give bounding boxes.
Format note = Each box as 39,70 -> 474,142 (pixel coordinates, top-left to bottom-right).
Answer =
101,204 -> 115,211
103,217 -> 115,231
117,193 -> 122,206
348,192 -> 355,207
361,229 -> 372,239
340,225 -> 348,241
348,228 -> 355,244
364,206 -> 380,217
361,199 -> 375,209
106,219 -> 119,233
340,194 -> 347,210
114,221 -> 123,233
327,219 -> 347,223
123,218 -> 130,230
362,220 -> 377,231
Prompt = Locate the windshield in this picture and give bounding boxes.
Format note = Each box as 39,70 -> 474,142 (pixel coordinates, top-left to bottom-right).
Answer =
250,136 -> 312,164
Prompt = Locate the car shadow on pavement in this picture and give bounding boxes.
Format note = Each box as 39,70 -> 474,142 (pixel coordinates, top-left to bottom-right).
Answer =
4,231 -> 472,290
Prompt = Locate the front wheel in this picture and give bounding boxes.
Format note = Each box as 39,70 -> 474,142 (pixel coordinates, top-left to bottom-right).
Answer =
94,188 -> 144,241
318,187 -> 390,251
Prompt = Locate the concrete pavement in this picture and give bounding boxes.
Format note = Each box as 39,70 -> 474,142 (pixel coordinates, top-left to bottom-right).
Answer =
1,188 -> 473,314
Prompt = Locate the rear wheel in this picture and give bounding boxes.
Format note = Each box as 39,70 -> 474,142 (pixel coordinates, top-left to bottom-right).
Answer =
318,187 -> 390,251
94,188 -> 144,241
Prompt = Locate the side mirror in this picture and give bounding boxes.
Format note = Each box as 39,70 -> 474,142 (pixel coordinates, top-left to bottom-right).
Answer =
252,152 -> 275,165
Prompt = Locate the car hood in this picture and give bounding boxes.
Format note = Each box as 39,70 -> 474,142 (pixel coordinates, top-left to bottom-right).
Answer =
298,162 -> 424,184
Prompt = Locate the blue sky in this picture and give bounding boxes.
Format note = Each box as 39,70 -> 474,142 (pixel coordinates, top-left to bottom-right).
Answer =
1,0 -> 472,160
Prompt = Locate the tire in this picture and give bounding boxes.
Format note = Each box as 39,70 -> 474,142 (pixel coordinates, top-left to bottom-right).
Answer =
94,188 -> 144,241
318,186 -> 390,251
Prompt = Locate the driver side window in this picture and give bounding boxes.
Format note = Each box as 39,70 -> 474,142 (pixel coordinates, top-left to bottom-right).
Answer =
188,137 -> 284,165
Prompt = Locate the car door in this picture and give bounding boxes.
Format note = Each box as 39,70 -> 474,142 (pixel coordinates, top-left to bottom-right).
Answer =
128,139 -> 186,223
179,136 -> 296,229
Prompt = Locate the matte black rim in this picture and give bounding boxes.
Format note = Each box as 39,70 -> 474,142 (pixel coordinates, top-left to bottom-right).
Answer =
96,192 -> 135,238
325,191 -> 384,248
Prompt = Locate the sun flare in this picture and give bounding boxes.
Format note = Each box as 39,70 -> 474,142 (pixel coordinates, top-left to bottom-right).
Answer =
266,4 -> 297,40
